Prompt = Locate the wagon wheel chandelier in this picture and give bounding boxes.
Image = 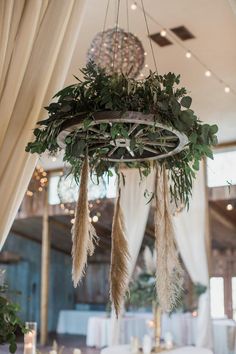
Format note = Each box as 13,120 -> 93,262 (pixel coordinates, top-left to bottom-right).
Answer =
26,0 -> 218,319
57,111 -> 188,162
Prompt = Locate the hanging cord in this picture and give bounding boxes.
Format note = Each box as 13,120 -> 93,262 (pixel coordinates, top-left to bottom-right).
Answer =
140,0 -> 158,73
98,0 -> 111,62
126,0 -> 131,72
112,0 -> 121,72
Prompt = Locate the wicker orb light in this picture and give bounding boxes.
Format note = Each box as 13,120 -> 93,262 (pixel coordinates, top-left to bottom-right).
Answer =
87,27 -> 145,78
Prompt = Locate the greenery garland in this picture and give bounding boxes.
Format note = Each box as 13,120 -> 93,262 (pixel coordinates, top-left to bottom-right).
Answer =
26,62 -> 218,206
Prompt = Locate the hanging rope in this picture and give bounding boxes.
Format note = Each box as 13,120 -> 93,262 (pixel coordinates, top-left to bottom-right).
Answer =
140,0 -> 158,73
126,0 -> 131,70
98,0 -> 111,62
112,0 -> 121,72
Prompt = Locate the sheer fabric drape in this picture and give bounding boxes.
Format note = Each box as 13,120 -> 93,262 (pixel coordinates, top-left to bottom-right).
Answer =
173,166 -> 212,348
0,0 -> 86,249
111,168 -> 155,344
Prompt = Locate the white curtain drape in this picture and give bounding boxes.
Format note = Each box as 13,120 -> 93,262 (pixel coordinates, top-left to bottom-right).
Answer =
111,168 -> 155,344
0,0 -> 86,249
173,165 -> 212,348
120,169 -> 156,277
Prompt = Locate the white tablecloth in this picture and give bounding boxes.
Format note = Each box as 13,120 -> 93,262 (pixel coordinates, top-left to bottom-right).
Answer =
57,310 -> 107,335
86,314 -> 152,347
213,319 -> 236,354
100,345 -> 213,354
87,312 -> 196,348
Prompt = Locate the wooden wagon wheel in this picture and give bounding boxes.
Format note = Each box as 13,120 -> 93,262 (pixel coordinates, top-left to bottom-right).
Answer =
57,111 -> 189,162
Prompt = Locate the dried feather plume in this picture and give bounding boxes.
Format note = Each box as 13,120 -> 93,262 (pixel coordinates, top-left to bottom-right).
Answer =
110,189 -> 130,317
72,155 -> 98,287
155,164 -> 183,312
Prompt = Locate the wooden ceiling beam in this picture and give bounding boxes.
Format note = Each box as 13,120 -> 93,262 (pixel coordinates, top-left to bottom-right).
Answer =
210,207 -> 236,231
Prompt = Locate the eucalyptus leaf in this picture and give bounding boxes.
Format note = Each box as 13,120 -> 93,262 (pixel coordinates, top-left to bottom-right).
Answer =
181,96 -> 192,108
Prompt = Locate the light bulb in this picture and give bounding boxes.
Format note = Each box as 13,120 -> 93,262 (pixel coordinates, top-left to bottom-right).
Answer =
71,218 -> 75,224
160,29 -> 167,37
52,156 -> 57,162
131,2 -> 137,10
92,215 -> 99,223
205,70 -> 211,77
226,203 -> 233,211
144,52 -> 147,56
145,64 -> 149,68
185,51 -> 192,59
224,86 -> 230,93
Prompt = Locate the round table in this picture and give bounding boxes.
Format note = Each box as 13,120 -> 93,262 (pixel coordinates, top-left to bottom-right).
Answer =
100,345 -> 213,354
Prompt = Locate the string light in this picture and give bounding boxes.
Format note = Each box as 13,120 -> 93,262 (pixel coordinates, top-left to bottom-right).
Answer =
71,218 -> 75,224
226,203 -> 233,211
26,166 -> 47,197
131,2 -> 137,10
133,4 -> 235,96
145,64 -> 149,68
160,29 -> 167,37
92,215 -> 99,223
185,51 -> 192,59
205,70 -> 212,77
144,51 -> 147,56
51,156 -> 57,162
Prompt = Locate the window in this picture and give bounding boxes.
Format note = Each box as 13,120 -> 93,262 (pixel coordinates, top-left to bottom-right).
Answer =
210,277 -> 225,318
232,277 -> 236,321
48,174 -> 61,205
207,149 -> 236,187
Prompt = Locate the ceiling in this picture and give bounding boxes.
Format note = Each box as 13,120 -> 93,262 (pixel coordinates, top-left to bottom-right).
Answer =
64,0 -> 236,144
9,194 -> 236,257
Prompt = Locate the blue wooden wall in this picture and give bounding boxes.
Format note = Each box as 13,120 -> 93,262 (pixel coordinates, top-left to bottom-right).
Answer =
1,233 -> 75,332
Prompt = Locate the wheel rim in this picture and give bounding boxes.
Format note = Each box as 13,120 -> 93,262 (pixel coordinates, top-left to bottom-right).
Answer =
57,111 -> 188,162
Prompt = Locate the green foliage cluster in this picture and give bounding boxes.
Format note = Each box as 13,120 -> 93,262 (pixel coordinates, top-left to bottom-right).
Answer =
0,283 -> 27,353
128,273 -> 156,308
26,62 -> 218,206
128,271 -> 207,313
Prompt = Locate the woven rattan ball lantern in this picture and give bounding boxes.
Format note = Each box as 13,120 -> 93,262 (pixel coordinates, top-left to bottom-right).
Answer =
87,27 -> 145,78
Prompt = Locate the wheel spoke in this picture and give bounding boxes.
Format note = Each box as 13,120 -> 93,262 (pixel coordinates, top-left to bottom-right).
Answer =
88,127 -> 110,138
144,141 -> 176,148
128,123 -> 139,136
108,146 -> 119,157
135,129 -> 144,137
89,144 -> 109,151
126,146 -> 134,157
143,146 -> 158,154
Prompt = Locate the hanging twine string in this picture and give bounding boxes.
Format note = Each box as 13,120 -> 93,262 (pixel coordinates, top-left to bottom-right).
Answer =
112,0 -> 121,72
140,0 -> 158,73
98,0 -> 111,63
126,0 -> 131,72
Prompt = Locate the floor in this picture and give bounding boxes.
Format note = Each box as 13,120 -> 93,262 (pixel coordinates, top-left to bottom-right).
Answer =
1,335 -> 100,354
